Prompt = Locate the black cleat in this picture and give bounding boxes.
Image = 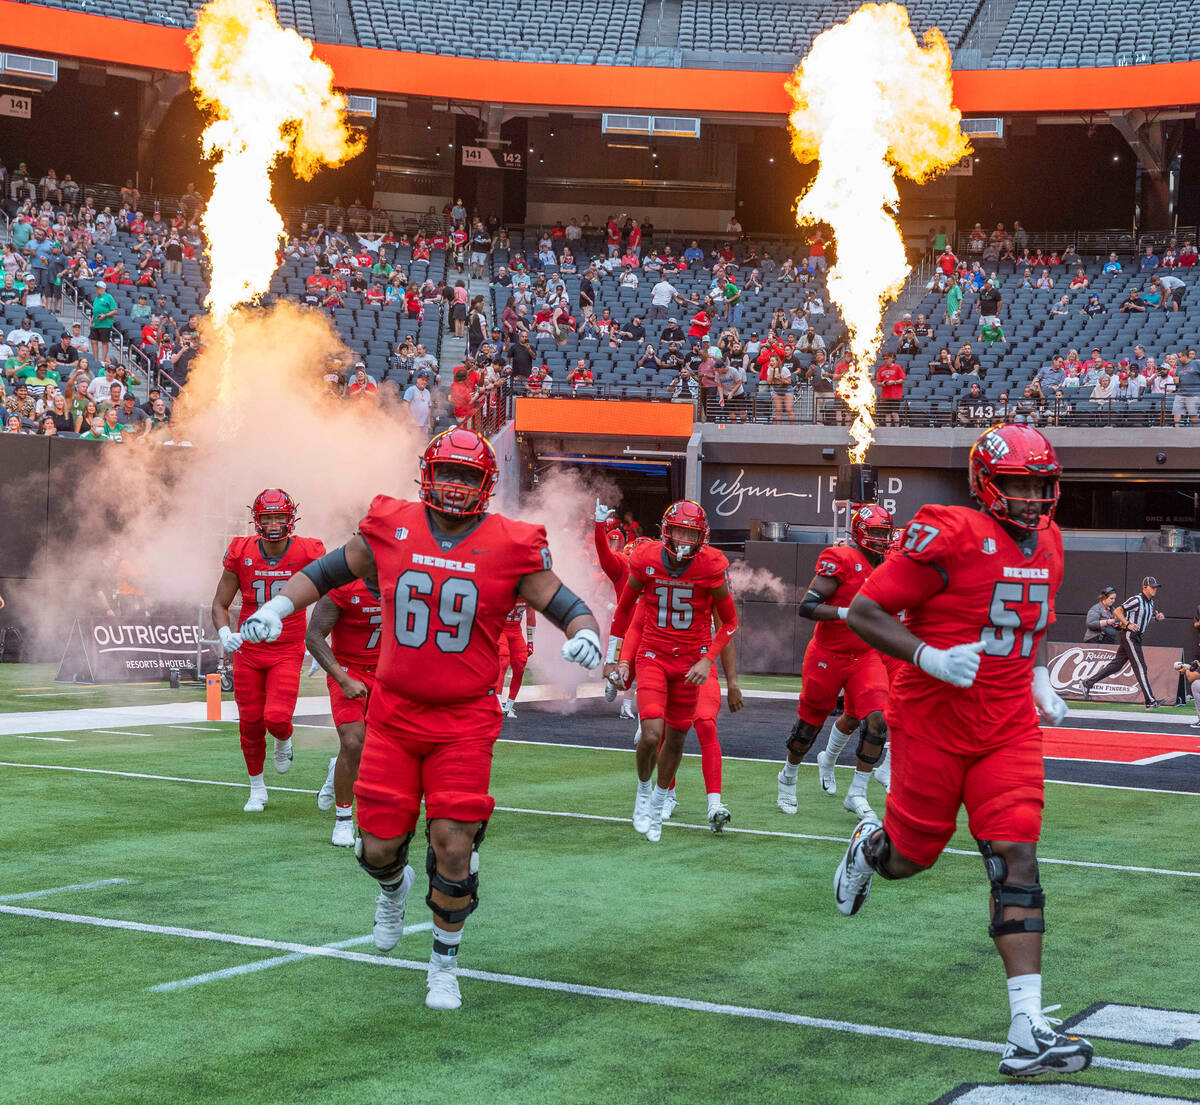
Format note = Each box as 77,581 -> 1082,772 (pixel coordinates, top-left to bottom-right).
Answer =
999,1012 -> 1094,1079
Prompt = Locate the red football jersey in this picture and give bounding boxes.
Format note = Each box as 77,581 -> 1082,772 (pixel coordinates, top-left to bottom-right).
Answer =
223,534 -> 327,647
626,541 -> 729,658
358,497 -> 550,705
811,544 -> 875,654
504,600 -> 535,631
329,578 -> 383,670
858,504 -> 1064,747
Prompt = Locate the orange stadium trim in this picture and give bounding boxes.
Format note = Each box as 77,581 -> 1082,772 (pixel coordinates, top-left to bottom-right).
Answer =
513,398 -> 693,437
3,1 -> 1200,113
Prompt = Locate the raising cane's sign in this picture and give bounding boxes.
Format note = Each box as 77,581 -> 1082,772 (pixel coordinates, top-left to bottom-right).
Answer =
1048,642 -> 1182,704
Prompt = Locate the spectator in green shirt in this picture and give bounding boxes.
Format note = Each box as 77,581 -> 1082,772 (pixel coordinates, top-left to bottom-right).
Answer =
80,417 -> 109,441
945,277 -> 963,324
89,281 -> 119,361
100,408 -> 126,441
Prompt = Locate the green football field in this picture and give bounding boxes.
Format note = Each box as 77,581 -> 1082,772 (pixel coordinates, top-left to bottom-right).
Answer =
2,665 -> 1199,1104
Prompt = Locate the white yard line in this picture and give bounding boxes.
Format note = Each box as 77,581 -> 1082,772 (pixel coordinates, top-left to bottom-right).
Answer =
148,925 -> 433,992
93,730 -> 150,738
0,878 -> 129,902
0,760 -> 1196,879
12,736 -> 75,743
0,902 -> 1193,1082
167,726 -> 222,732
15,691 -> 95,697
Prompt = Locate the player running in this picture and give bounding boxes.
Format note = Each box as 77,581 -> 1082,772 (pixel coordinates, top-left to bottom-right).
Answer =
605,500 -> 740,841
497,599 -> 535,719
778,504 -> 894,821
237,428 -> 601,1011
595,499 -> 637,720
835,424 -> 1092,1079
307,578 -> 383,846
211,489 -> 326,813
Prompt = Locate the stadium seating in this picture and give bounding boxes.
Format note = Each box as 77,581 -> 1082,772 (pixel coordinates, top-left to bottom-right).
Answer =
15,0 -> 314,34
987,0 -> 1200,68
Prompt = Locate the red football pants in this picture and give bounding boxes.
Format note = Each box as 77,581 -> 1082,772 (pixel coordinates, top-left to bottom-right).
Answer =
495,627 -> 529,699
233,645 -> 304,775
662,668 -> 722,792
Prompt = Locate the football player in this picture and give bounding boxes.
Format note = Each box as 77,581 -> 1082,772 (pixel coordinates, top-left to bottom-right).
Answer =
496,599 -> 535,719
211,489 -> 326,812
778,504 -> 894,821
237,428 -> 601,1011
307,578 -> 383,846
595,499 -> 637,720
605,500 -> 740,842
835,424 -> 1092,1079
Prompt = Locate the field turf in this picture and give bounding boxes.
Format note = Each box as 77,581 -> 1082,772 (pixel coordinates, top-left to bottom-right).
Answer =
1,664 -> 1199,1104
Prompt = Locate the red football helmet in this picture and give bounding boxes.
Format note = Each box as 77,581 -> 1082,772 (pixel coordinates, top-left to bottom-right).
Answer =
250,488 -> 298,542
418,427 -> 498,516
623,536 -> 652,559
607,530 -> 624,553
604,516 -> 622,534
969,423 -> 1061,531
849,503 -> 894,556
660,499 -> 709,560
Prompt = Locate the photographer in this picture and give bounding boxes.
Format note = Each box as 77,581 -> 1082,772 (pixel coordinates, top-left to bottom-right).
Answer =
1084,586 -> 1120,643
1077,576 -> 1166,708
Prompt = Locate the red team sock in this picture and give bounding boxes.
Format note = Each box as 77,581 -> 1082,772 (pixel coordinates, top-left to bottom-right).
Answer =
694,719 -> 722,794
239,720 -> 267,776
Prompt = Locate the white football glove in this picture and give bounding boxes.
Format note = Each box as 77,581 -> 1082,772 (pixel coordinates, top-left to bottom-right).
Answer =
1032,665 -> 1068,726
217,625 -> 243,654
594,498 -> 615,524
562,627 -> 602,669
915,639 -> 986,688
239,595 -> 294,644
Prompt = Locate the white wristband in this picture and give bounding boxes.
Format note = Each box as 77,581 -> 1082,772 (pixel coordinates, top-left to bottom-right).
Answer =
606,635 -> 623,664
835,607 -> 850,620
261,594 -> 295,620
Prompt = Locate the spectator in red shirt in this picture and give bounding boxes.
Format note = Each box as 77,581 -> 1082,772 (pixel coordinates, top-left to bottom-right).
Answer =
808,231 -> 826,273
1178,241 -> 1198,268
449,366 -> 478,423
606,216 -> 621,258
628,219 -> 642,258
876,351 -> 906,426
687,308 -> 712,342
404,285 -> 421,319
892,312 -> 913,337
566,358 -> 594,392
347,364 -> 377,400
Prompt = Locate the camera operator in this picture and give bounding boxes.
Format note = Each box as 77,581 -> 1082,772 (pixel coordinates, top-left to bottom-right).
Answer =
1175,660 -> 1200,727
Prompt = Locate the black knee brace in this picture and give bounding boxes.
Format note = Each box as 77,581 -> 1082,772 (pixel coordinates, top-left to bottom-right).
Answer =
856,721 -> 887,766
979,841 -> 1045,937
355,831 -> 413,891
786,718 -> 816,758
863,826 -> 901,880
425,823 -> 487,924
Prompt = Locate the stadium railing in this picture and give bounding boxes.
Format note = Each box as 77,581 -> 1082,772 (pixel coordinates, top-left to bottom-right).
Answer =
953,227 -> 1199,258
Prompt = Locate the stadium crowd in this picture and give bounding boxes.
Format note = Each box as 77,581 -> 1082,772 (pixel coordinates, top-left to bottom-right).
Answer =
2,158 -> 1197,434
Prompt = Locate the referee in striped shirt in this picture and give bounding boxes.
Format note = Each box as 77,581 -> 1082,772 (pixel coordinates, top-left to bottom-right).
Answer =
1078,576 -> 1166,708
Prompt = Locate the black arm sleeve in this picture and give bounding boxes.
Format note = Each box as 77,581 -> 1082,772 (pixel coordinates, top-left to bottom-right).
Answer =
541,584 -> 592,632
299,545 -> 357,597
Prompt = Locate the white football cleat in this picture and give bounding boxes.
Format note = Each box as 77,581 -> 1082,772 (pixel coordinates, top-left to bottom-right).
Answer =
273,738 -> 293,774
243,787 -> 268,813
644,805 -> 663,843
816,749 -> 838,795
844,793 -> 876,821
501,699 -> 516,720
873,746 -> 891,792
776,771 -> 798,815
999,1010 -> 1093,1078
317,756 -> 337,811
307,657 -> 321,677
662,790 -> 677,820
833,816 -> 881,916
619,699 -> 636,720
707,803 -> 731,833
632,786 -> 652,834
372,865 -> 415,951
331,817 -> 355,847
426,957 -> 462,1010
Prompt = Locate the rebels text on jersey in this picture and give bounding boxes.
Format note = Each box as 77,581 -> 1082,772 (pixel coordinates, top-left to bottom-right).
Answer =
626,541 -> 729,658
358,496 -> 550,705
329,579 -> 383,671
858,504 -> 1064,745
224,535 -> 327,647
812,544 -> 875,654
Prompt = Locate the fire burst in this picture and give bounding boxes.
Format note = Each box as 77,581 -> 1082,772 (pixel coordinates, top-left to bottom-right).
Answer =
189,0 -> 364,330
787,2 -> 970,462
